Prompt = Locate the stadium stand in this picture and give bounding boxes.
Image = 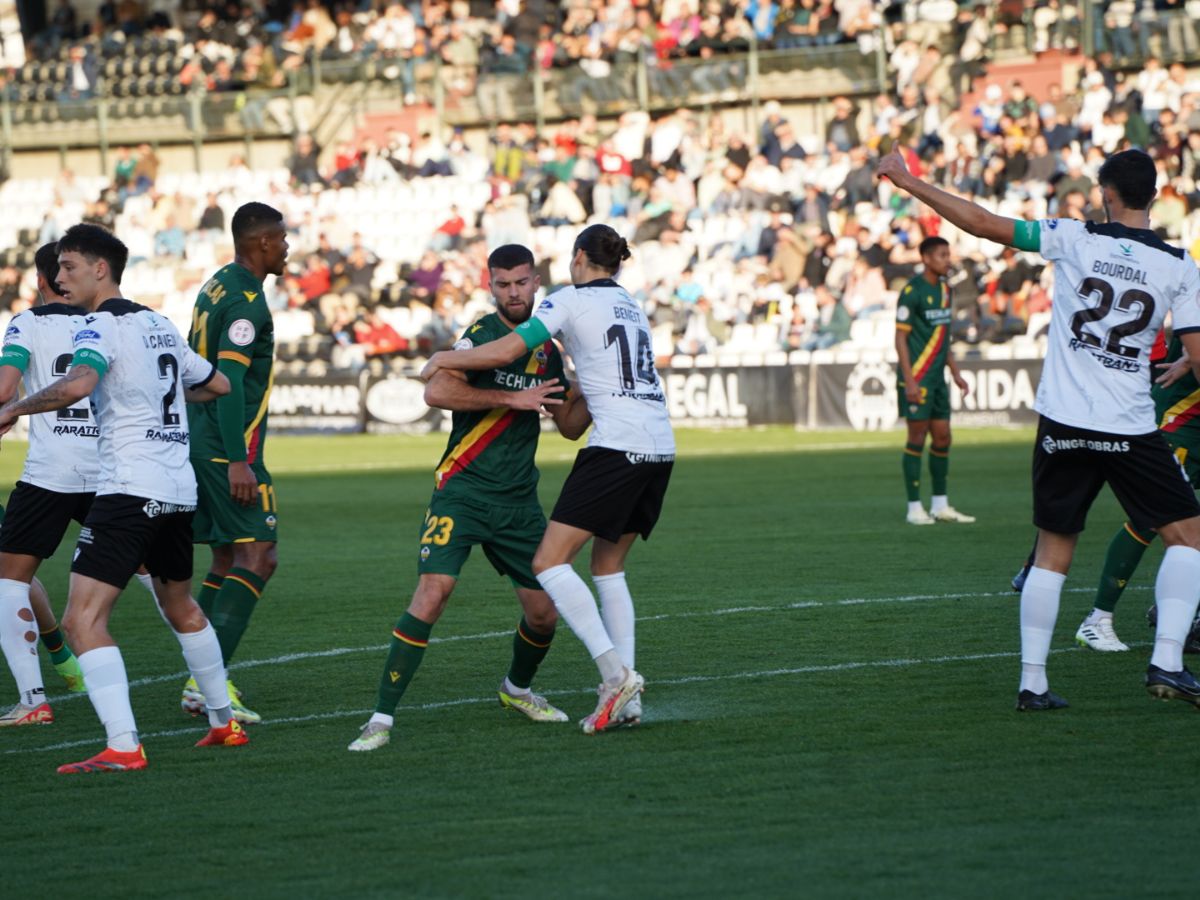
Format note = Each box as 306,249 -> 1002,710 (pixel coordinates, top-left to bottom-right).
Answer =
0,1 -> 1199,376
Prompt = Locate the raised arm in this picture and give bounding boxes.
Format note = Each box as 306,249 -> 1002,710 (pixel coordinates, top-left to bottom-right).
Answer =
877,149 -> 1028,248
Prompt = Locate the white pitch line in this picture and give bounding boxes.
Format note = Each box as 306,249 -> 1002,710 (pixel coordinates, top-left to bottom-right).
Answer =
8,642 -> 1119,757
35,583 -> 1146,708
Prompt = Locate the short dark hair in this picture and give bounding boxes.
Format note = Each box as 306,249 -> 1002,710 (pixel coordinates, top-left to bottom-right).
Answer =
918,236 -> 949,257
231,202 -> 284,243
487,244 -> 535,271
57,223 -> 128,285
1097,149 -> 1157,210
34,242 -> 61,288
572,224 -> 631,273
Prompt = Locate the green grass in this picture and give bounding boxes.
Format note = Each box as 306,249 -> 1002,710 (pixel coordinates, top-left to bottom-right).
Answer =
1,427 -> 1193,899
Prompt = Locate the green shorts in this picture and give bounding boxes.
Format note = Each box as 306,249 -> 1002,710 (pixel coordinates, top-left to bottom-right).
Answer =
418,492 -> 545,590
1165,430 -> 1200,487
192,458 -> 278,545
898,380 -> 950,421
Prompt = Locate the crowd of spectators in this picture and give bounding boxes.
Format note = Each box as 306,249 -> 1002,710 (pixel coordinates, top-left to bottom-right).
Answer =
4,2 -> 1200,368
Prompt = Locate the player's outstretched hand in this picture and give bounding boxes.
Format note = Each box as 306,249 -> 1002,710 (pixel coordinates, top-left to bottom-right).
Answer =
876,149 -> 910,185
509,378 -> 565,412
419,353 -> 445,383
228,460 -> 258,507
1156,355 -> 1192,388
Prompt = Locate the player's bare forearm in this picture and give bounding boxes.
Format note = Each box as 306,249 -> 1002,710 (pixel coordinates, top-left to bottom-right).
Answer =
4,364 -> 97,418
188,369 -> 231,404
894,330 -> 915,384
0,367 -> 22,407
424,370 -> 506,411
552,383 -> 592,440
421,332 -> 527,381
878,150 -> 1017,246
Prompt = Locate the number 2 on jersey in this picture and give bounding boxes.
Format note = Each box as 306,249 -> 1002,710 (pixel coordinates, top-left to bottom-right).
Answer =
604,324 -> 657,391
1069,277 -> 1155,359
157,353 -> 181,427
51,354 -> 89,421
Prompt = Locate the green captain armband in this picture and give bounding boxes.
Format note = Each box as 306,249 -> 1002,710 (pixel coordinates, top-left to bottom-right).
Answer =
515,317 -> 551,349
1012,220 -> 1041,252
70,347 -> 109,378
0,345 -> 30,372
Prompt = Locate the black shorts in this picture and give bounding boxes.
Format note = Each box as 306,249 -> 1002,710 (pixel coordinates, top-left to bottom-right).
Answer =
1032,416 -> 1200,535
71,495 -> 197,589
0,481 -> 94,559
551,447 -> 673,543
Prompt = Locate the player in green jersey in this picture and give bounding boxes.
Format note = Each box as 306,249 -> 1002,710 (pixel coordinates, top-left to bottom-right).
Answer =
894,236 -> 975,526
181,202 -> 288,724
348,244 -> 592,752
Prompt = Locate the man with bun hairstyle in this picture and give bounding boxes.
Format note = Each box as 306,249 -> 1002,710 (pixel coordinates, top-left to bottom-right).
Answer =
422,224 -> 674,735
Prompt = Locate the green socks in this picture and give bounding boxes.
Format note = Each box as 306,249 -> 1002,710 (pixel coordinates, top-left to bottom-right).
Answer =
39,625 -> 73,666
197,572 -> 224,620
903,443 -> 923,502
208,568 -> 265,663
1095,524 -> 1153,614
929,445 -> 949,495
375,613 -> 434,716
506,618 -> 555,690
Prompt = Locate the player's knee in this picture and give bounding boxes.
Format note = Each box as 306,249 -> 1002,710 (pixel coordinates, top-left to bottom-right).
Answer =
409,578 -> 452,622
234,543 -> 277,581
525,603 -> 558,632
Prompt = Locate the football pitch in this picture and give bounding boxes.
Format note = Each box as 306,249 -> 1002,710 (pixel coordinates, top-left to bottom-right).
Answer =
2,426 -> 1193,899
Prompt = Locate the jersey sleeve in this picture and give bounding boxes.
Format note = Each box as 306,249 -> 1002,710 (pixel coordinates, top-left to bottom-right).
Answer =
215,298 -> 271,367
0,312 -> 33,372
537,289 -> 574,335
452,320 -> 490,351
1034,218 -> 1085,262
895,284 -> 917,332
1170,265 -> 1200,335
70,319 -> 113,378
181,344 -> 217,388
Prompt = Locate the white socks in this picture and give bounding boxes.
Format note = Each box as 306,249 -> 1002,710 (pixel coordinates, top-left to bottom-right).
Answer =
78,646 -> 139,751
594,572 -> 635,669
1084,607 -> 1111,626
537,564 -> 622,681
930,495 -> 948,515
369,712 -> 394,728
1151,545 -> 1200,672
0,578 -> 43,707
907,501 -> 924,517
1019,567 -> 1065,694
174,623 -> 233,726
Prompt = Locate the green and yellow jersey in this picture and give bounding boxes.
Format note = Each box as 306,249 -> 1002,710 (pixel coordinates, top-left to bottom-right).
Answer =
434,313 -> 566,505
895,275 -> 951,387
1155,332 -> 1200,436
186,263 -> 275,464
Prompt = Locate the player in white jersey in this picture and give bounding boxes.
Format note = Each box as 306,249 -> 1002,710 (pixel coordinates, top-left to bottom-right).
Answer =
878,148 -> 1200,712
0,224 -> 248,773
422,224 -> 674,734
0,243 -> 93,726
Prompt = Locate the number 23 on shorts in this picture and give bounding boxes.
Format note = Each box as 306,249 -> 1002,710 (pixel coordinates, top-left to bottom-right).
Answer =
421,510 -> 454,546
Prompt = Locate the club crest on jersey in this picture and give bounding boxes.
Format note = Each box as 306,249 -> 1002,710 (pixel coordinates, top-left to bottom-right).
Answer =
420,546 -> 431,561
266,515 -> 277,529
228,319 -> 256,346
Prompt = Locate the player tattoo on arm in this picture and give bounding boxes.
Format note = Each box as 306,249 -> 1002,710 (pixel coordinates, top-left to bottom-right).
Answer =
3,365 -> 98,418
